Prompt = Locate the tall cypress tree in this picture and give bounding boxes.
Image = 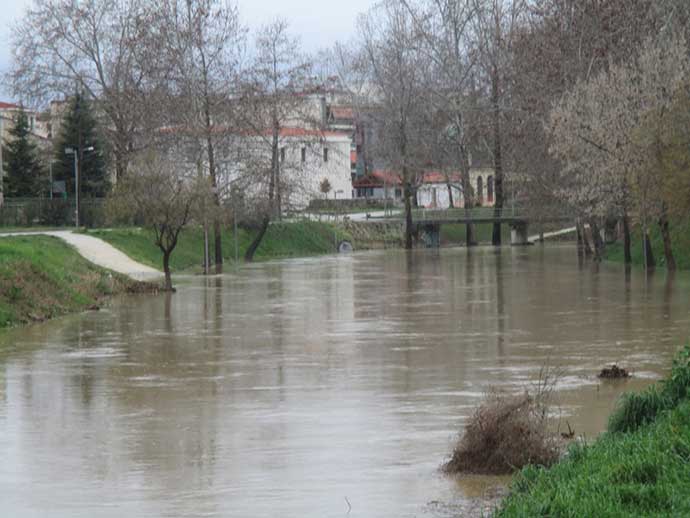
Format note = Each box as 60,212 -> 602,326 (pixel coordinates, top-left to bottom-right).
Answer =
53,93 -> 109,199
2,108 -> 45,198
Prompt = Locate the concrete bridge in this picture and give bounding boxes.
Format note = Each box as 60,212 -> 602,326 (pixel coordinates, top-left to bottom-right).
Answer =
408,207 -> 572,247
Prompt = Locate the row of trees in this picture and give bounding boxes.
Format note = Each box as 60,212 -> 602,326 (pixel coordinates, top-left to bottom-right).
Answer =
9,0 -> 323,269
8,0 -> 690,270
335,0 -> 690,258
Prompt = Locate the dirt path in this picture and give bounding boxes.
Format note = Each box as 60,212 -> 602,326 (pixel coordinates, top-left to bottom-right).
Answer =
0,230 -> 162,282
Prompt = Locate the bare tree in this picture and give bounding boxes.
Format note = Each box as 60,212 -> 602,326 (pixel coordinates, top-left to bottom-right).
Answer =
150,0 -> 245,271
108,150 -> 201,291
356,0 -> 436,249
402,0 -> 481,246
472,0 -> 526,245
10,0 -> 153,180
239,20 -> 317,262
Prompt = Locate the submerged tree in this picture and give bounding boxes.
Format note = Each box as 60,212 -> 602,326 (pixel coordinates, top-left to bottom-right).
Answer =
2,108 -> 44,198
107,151 -> 201,291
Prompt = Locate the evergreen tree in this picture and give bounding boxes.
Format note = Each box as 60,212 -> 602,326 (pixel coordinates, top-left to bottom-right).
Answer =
53,93 -> 109,199
2,108 -> 44,197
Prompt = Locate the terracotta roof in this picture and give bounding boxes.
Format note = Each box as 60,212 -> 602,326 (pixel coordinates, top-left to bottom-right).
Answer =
353,169 -> 470,188
158,125 -> 350,139
352,170 -> 402,188
331,106 -> 354,120
0,101 -> 20,110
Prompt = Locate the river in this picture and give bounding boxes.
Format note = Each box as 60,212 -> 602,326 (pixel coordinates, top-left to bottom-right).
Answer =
1,245 -> 689,517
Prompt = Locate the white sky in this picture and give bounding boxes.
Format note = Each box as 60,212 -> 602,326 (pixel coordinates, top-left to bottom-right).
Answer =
0,0 -> 376,101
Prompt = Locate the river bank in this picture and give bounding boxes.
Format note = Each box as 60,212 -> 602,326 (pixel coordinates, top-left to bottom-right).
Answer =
0,235 -> 156,329
495,345 -> 690,516
605,218 -> 690,270
85,220 -> 353,272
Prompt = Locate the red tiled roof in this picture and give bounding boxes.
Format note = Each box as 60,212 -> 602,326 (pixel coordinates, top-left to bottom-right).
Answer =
331,106 -> 354,120
353,169 -> 466,188
421,171 -> 463,184
158,125 -> 350,139
0,101 -> 20,110
352,170 -> 402,188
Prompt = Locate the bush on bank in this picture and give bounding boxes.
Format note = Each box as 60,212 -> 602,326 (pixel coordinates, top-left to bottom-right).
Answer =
496,345 -> 690,517
0,236 -> 152,328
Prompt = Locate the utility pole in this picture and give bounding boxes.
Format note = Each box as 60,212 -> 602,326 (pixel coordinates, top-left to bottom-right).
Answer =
65,145 -> 93,227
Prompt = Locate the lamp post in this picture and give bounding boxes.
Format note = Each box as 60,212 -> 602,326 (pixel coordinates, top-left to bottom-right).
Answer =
65,146 -> 94,227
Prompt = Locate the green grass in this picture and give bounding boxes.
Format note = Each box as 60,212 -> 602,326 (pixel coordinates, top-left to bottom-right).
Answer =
85,220 -> 350,273
440,223 -> 512,245
0,236 -> 145,328
605,218 -> 690,270
496,345 -> 690,517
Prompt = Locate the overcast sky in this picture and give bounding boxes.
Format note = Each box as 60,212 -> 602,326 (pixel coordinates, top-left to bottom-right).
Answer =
0,0 -> 376,101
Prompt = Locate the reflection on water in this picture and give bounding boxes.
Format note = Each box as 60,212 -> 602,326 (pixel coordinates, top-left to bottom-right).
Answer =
0,245 -> 689,517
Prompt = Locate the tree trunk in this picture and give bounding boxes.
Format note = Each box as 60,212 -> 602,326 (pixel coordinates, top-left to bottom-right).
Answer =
490,62 -> 503,247
245,127 -> 279,262
582,224 -> 593,256
623,214 -> 632,265
659,208 -> 676,271
163,250 -> 173,292
576,221 -> 584,249
403,173 -> 414,250
643,229 -> 656,270
446,179 -> 454,208
213,219 -> 222,273
589,219 -> 604,261
244,215 -> 269,262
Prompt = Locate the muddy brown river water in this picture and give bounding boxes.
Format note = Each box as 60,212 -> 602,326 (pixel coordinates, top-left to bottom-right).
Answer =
1,245 -> 689,517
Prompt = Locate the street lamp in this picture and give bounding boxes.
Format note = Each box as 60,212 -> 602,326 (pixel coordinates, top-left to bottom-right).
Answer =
65,145 -> 94,227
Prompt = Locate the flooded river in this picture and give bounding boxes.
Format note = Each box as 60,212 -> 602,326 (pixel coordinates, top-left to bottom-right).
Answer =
1,245 -> 689,517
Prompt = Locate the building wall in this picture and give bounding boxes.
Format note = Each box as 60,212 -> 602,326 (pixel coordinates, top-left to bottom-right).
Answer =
417,168 -> 497,209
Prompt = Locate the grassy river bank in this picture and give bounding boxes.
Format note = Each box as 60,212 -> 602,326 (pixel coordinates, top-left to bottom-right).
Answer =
495,345 -> 690,517
605,218 -> 690,271
0,235 -> 153,329
84,220 -> 352,272
0,221 -> 354,330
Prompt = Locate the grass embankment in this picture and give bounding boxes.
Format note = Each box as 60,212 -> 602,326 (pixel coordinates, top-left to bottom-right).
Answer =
0,236 -> 152,329
496,346 -> 690,517
605,218 -> 690,270
86,220 -> 350,272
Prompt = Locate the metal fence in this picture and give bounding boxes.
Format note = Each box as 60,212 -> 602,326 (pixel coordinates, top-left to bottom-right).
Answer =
410,206 -> 573,223
0,198 -> 107,228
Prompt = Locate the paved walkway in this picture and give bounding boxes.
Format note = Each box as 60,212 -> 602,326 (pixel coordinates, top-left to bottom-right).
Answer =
0,230 -> 162,282
528,226 -> 577,243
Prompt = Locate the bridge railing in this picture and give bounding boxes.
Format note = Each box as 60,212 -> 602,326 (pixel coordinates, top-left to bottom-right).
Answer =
411,207 -> 525,222
406,206 -> 576,223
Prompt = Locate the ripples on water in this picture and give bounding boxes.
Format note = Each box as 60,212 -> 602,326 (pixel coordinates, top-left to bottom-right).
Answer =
0,245 -> 688,517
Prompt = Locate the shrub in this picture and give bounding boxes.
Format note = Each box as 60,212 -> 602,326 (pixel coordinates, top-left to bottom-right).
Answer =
443,387 -> 561,475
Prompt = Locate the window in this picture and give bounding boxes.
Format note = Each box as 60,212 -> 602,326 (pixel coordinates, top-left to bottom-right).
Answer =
323,147 -> 329,163
280,147 -> 286,163
395,188 -> 402,198
487,175 -> 494,203
301,147 -> 306,163
477,176 -> 484,203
